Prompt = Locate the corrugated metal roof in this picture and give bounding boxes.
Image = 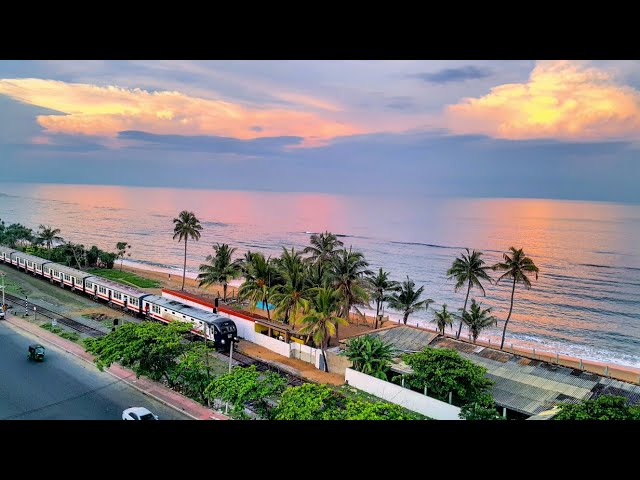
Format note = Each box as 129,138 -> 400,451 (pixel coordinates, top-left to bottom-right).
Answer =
382,331 -> 640,417
365,325 -> 439,354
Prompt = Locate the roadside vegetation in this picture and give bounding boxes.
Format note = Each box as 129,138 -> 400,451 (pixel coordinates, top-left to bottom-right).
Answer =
40,322 -> 81,343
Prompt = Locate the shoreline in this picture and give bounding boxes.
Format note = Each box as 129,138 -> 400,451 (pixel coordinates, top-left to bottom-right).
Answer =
120,260 -> 640,379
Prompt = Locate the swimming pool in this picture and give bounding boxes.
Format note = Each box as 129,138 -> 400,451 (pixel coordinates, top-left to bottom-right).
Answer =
256,301 -> 276,311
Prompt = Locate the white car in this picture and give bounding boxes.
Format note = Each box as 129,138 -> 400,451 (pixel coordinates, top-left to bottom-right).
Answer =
122,407 -> 159,420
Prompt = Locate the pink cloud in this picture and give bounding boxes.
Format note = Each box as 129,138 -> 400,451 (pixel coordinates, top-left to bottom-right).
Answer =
444,60 -> 640,140
0,78 -> 362,143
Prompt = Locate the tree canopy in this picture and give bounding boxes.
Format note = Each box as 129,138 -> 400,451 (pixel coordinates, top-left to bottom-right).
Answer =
553,395 -> 640,420
84,321 -> 192,385
402,347 -> 493,405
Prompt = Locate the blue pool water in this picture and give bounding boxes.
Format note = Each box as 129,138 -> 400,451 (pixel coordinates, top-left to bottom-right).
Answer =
256,301 -> 276,311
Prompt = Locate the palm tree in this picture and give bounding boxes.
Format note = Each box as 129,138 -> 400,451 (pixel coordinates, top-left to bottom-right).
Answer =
304,261 -> 329,290
303,231 -> 344,265
172,211 -> 203,291
446,248 -> 492,339
37,225 -> 63,250
116,241 -> 131,270
342,334 -> 396,380
461,299 -> 496,343
493,247 -> 539,350
298,288 -> 347,372
387,276 -> 433,325
432,304 -> 454,336
365,268 -> 400,329
238,253 -> 280,320
197,243 -> 242,302
272,247 -> 309,326
330,246 -> 372,341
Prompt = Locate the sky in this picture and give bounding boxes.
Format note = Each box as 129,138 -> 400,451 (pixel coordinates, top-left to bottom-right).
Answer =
0,60 -> 639,202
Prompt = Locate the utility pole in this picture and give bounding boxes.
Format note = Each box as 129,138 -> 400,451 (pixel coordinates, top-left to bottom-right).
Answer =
225,339 -> 235,415
0,272 -> 5,312
204,324 -> 210,407
25,296 -> 28,317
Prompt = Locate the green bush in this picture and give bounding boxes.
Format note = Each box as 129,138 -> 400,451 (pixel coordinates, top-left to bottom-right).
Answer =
402,347 -> 494,406
554,395 -> 640,420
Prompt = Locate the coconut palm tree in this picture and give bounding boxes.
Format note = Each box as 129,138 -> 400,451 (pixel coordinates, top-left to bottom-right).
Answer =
238,253 -> 280,320
342,334 -> 396,380
387,276 -> 433,325
365,268 -> 400,329
172,211 -> 203,291
298,288 -> 347,372
461,299 -> 496,343
37,225 -> 63,250
330,246 -> 372,341
432,303 -> 454,336
446,248 -> 492,339
303,231 -> 344,265
304,261 -> 329,290
197,243 -> 242,302
493,247 -> 539,350
272,247 -> 309,326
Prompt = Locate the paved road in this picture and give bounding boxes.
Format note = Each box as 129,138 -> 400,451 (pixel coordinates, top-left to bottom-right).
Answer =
0,322 -> 191,420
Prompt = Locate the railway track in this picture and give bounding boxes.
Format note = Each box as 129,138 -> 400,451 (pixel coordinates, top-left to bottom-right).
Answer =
4,293 -> 306,385
1,267 -> 307,387
3,292 -> 104,337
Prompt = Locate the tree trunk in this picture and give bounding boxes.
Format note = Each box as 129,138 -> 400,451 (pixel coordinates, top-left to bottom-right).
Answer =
375,298 -> 381,329
403,312 -> 409,325
181,238 -> 188,291
456,282 -> 472,339
500,277 -> 517,350
223,283 -> 227,302
321,338 -> 329,373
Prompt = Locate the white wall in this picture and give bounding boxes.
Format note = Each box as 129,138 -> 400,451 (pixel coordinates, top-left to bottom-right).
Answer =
251,333 -> 291,357
344,368 -> 462,420
290,342 -> 320,366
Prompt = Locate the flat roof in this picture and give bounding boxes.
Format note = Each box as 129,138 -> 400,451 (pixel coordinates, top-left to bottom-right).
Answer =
48,263 -> 93,279
85,275 -> 150,298
9,250 -> 52,265
144,295 -> 231,325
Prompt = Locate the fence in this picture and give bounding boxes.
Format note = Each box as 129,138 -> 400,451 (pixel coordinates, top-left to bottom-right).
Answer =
345,368 -> 461,420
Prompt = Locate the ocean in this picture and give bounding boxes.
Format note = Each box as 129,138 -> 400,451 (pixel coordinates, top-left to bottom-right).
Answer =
1,182 -> 639,368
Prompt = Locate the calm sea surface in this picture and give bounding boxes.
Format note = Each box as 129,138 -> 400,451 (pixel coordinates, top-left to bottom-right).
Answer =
1,183 -> 639,368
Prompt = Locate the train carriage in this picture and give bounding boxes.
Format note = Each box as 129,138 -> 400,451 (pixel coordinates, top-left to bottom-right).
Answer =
45,263 -> 92,291
84,275 -> 150,314
142,295 -> 237,351
0,245 -> 17,264
10,251 -> 51,276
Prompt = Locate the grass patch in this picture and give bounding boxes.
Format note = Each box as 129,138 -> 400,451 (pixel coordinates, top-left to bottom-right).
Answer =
88,268 -> 161,288
40,322 -> 82,343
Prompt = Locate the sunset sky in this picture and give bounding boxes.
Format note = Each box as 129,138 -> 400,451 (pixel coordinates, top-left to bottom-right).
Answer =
1,60 -> 639,202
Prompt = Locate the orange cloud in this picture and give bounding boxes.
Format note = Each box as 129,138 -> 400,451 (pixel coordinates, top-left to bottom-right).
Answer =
444,61 -> 640,140
0,78 -> 361,142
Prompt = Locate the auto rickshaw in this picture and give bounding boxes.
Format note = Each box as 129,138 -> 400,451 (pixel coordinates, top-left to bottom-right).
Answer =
28,344 -> 45,361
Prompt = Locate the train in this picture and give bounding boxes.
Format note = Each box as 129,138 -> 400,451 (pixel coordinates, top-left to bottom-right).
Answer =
0,245 -> 238,351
